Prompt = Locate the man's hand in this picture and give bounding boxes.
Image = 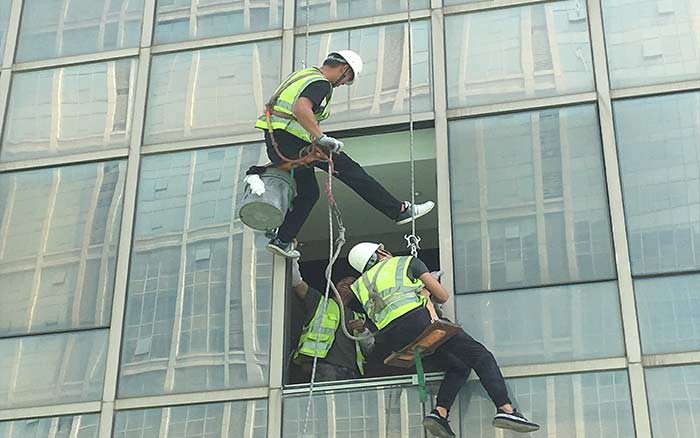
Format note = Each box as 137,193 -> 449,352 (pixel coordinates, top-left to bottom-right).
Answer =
347,319 -> 365,332
291,256 -> 302,287
316,134 -> 344,153
430,270 -> 444,282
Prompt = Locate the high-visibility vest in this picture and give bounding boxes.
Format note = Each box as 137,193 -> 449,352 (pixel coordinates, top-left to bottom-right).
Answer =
350,256 -> 426,330
294,297 -> 367,375
254,67 -> 333,143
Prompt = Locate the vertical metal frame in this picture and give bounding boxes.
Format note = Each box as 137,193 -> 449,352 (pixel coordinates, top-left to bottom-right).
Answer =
585,0 -> 651,436
2,0 -> 22,68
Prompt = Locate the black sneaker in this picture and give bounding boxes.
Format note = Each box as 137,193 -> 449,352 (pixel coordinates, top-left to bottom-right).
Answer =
422,409 -> 456,438
266,238 -> 300,258
492,408 -> 540,433
264,228 -> 278,240
396,201 -> 435,225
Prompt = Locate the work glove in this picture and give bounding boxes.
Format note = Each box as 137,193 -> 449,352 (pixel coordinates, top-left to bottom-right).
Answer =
430,270 -> 444,282
243,174 -> 265,196
291,256 -> 303,287
316,134 -> 344,154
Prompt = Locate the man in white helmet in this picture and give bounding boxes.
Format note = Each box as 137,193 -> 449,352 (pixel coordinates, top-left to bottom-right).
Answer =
252,50 -> 435,258
347,242 -> 540,438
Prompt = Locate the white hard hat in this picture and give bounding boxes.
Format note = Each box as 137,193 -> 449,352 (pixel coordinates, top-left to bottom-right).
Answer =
326,50 -> 363,84
348,242 -> 381,273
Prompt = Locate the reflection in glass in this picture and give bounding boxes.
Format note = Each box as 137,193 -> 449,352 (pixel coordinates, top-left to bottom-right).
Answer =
456,282 -> 624,366
602,0 -> 700,89
460,371 -> 634,437
0,2 -> 11,59
636,274 -> 700,355
0,414 -> 99,438
155,0 -> 283,44
0,161 -> 126,337
449,105 -> 614,293
16,0 -> 144,62
295,0 -> 430,25
1,59 -> 137,162
646,365 -> 700,438
144,41 -> 281,144
615,92 -> 700,275
445,1 -> 594,108
283,386 -> 428,437
0,330 -> 108,409
118,144 -> 273,397
295,20 -> 432,124
113,400 -> 267,438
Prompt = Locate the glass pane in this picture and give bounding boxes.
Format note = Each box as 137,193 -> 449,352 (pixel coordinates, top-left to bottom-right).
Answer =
0,2 -> 12,58
16,0 -> 145,62
1,59 -> 137,162
0,414 -> 99,438
646,365 -> 700,438
295,20 -> 432,124
449,105 -> 615,293
143,41 -> 281,145
602,0 -> 700,89
118,144 -> 273,397
636,274 -> 700,355
615,92 -> 700,275
295,0 -> 430,25
0,161 -> 125,337
460,371 -> 634,437
283,386 -> 428,437
154,0 -> 283,44
445,1 -> 594,109
456,282 -> 624,366
0,330 -> 108,409
114,399 -> 267,438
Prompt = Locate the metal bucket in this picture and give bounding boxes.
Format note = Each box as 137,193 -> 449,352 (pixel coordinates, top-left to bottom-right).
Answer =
238,168 -> 297,232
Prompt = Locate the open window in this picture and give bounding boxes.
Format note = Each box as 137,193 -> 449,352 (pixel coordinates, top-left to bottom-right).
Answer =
284,126 -> 440,384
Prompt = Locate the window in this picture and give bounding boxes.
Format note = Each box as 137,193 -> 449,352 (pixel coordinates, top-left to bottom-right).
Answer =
295,0 -> 430,25
0,414 -> 99,438
0,161 -> 126,337
294,20 -> 433,124
2,60 -> 137,162
449,105 -> 614,293
119,144 -> 273,397
144,41 -> 281,144
445,1 -> 594,108
646,365 -> 700,437
16,0 -> 145,62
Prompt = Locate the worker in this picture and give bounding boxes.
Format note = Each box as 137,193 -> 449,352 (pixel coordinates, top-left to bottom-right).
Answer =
253,50 -> 435,258
347,242 -> 540,438
290,255 -> 374,381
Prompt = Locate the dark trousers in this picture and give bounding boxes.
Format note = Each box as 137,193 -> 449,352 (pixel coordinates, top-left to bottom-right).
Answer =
264,132 -> 403,242
375,307 -> 511,411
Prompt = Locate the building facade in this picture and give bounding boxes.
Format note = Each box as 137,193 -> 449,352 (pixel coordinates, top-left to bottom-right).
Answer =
0,0 -> 699,437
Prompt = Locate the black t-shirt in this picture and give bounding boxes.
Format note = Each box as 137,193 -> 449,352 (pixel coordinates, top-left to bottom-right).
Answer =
407,257 -> 430,282
299,287 -> 358,371
270,80 -> 331,148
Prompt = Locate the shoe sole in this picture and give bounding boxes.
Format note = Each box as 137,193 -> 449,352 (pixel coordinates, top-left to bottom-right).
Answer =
492,417 -> 540,433
396,202 -> 436,225
422,417 -> 456,438
266,243 -> 299,258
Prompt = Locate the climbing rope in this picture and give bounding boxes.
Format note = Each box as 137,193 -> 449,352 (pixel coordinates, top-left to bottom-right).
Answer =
404,0 -> 421,258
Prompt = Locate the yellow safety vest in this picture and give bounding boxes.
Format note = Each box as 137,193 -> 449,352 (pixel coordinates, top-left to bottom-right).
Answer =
350,256 -> 426,330
254,67 -> 333,143
294,297 -> 367,375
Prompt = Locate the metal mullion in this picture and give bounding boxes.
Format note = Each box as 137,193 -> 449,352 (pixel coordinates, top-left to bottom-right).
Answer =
443,0 -> 559,16
293,9 -> 431,36
113,387 -> 269,411
611,79 -> 700,100
2,0 -> 23,68
0,148 -> 130,173
13,48 -> 140,72
150,29 -> 284,55
0,401 -> 102,422
642,351 -> 700,368
445,92 -> 597,120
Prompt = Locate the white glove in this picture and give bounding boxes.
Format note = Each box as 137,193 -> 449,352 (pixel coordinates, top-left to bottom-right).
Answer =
291,256 -> 303,287
244,174 -> 265,196
316,134 -> 344,153
430,270 -> 444,282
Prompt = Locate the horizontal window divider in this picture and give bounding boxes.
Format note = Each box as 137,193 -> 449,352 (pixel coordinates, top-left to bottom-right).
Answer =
631,269 -> 700,281
0,401 -> 101,421
454,276 -> 619,295
283,372 -> 446,396
0,325 -> 110,341
150,29 -> 284,55
642,351 -> 700,368
446,92 -> 597,120
0,148 -> 130,173
497,357 -> 629,379
611,80 -> 700,100
13,48 -> 140,72
113,387 -> 269,411
444,0 -> 562,15
141,133 -> 262,155
322,111 -> 435,134
293,9 -> 431,36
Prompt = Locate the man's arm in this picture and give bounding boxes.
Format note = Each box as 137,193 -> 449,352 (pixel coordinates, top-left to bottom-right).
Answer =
419,272 -> 450,304
293,97 -> 324,140
291,257 -> 309,300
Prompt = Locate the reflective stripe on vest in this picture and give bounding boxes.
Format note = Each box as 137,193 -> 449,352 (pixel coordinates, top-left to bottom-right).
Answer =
350,256 -> 425,330
294,299 -> 367,375
254,67 -> 333,143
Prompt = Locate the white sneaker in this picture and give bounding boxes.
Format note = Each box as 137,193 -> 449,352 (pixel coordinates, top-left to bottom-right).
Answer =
396,201 -> 435,225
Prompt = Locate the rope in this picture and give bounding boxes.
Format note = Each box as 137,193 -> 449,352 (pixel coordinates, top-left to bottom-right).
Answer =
404,0 -> 421,258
